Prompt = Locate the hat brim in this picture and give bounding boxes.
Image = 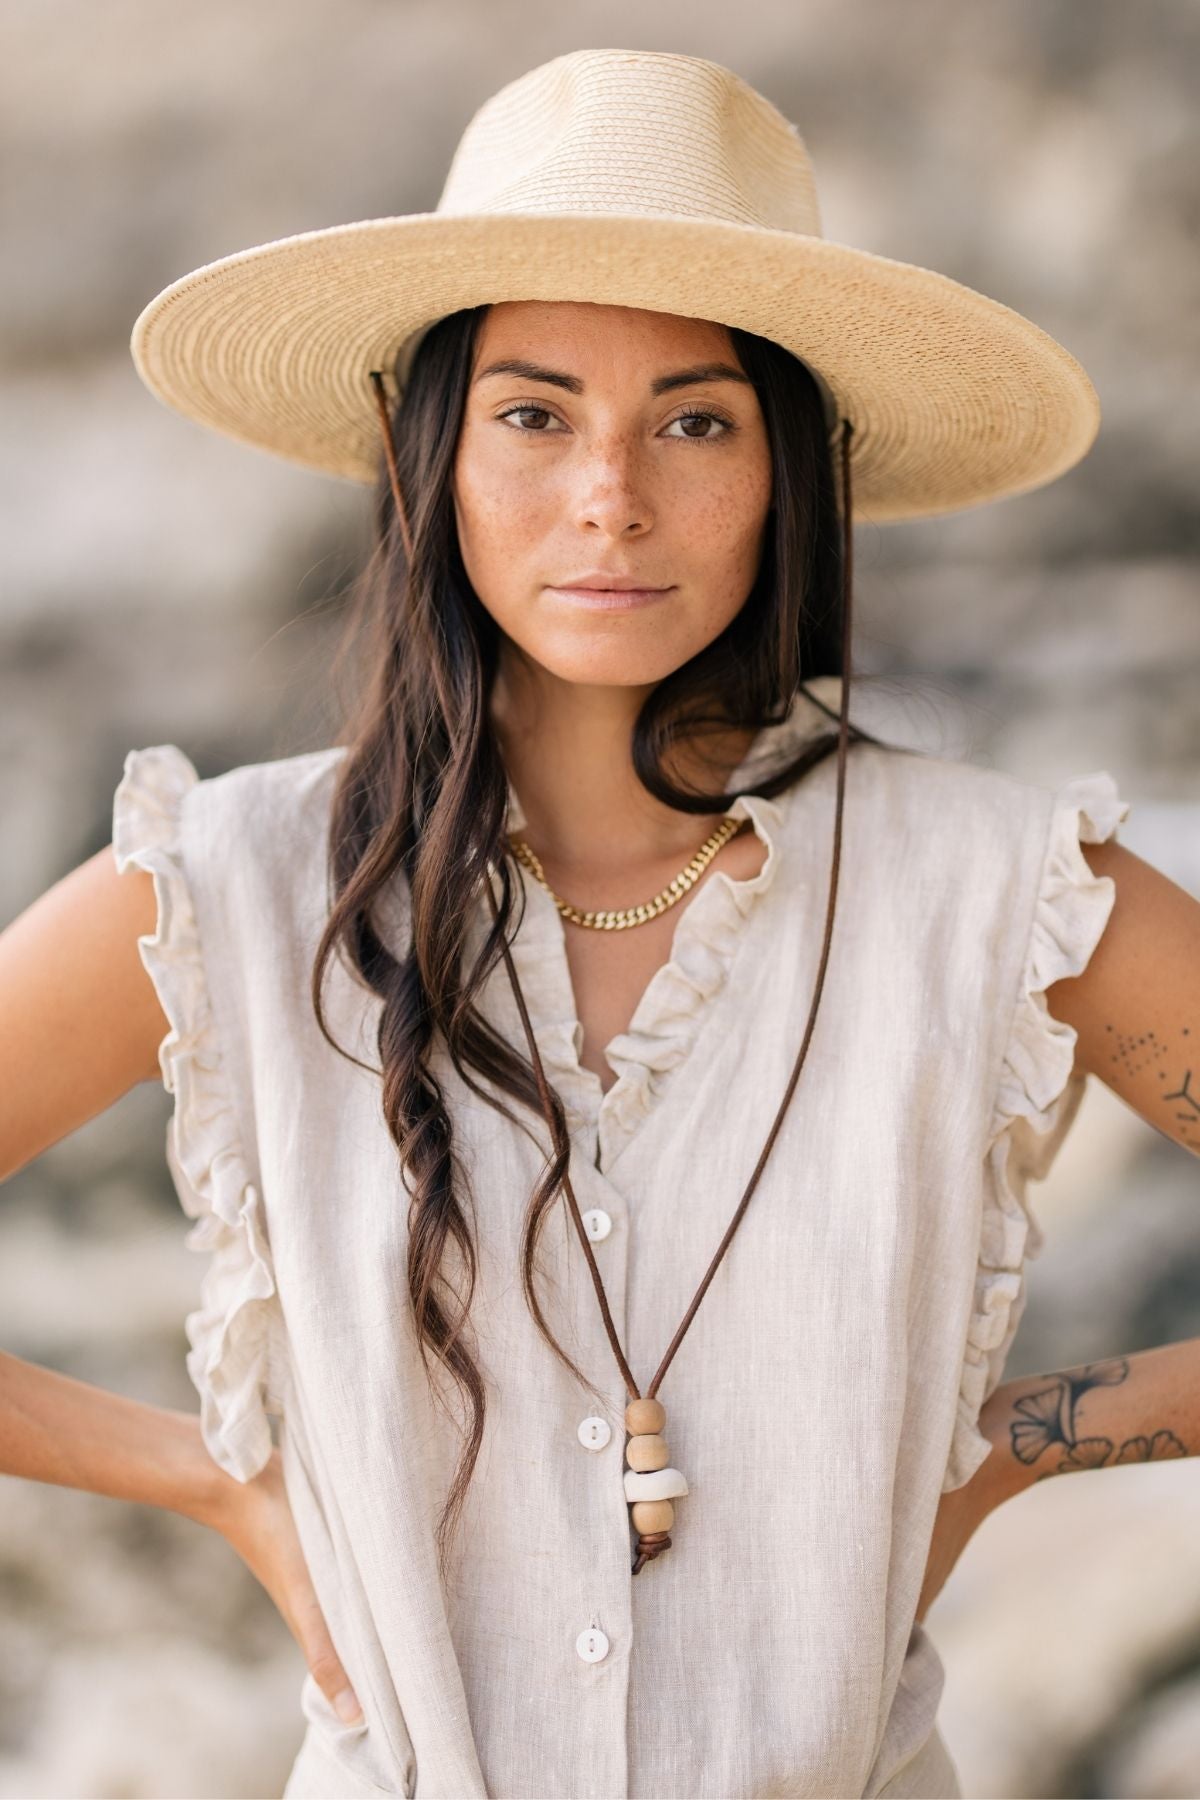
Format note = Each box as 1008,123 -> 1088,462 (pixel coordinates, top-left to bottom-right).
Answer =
130,211 -> 1100,524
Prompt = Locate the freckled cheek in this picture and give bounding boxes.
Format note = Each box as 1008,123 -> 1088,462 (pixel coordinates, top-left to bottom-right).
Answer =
675,467 -> 771,573
454,463 -> 551,594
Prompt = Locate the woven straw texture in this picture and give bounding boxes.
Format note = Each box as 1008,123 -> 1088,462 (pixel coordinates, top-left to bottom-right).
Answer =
130,47 -> 1100,523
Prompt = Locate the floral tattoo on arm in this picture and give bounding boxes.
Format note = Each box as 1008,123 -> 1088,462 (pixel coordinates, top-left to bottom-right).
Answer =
1009,1358 -> 1188,1478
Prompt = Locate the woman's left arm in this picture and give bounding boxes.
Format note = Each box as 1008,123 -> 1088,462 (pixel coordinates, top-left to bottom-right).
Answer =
979,1339 -> 1198,1501
1044,838 -> 1200,1157
917,1337 -> 1200,1621
918,844 -> 1200,1621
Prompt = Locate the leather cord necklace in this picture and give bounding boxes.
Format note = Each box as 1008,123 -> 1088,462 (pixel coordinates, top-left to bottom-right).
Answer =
370,370 -> 856,1575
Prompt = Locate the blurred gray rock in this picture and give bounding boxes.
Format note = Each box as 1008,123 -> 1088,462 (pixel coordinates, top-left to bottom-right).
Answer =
1,4 -> 1197,1797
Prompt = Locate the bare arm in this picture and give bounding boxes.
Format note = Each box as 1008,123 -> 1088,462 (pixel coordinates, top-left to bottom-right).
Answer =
0,845 -> 168,1182
0,1347 -> 228,1519
977,1339 -> 1199,1496
918,844 -> 1200,1621
917,1338 -> 1200,1621
0,843 -> 203,1512
0,1348 -> 361,1721
994,841 -> 1200,1481
0,845 -> 362,1723
1046,838 -> 1200,1158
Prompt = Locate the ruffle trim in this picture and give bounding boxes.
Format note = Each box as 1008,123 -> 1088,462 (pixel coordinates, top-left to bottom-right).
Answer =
498,784 -> 786,1164
496,684 -> 841,1162
942,769 -> 1131,1492
597,789 -> 785,1159
112,744 -> 279,1482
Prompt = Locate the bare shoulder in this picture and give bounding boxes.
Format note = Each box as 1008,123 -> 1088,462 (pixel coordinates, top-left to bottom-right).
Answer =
0,843 -> 169,1183
1046,837 -> 1200,1156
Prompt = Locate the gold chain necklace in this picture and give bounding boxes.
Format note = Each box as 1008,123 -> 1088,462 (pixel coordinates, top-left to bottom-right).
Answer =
507,816 -> 743,930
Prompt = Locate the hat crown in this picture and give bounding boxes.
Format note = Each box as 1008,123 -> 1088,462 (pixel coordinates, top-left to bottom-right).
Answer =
435,48 -> 823,238
128,47 -> 1101,523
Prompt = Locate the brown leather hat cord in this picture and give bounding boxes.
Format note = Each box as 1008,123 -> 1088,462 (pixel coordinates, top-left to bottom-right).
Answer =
370,372 -> 856,1575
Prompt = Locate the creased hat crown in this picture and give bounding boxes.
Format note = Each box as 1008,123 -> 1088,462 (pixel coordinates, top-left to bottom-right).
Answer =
435,49 -> 823,236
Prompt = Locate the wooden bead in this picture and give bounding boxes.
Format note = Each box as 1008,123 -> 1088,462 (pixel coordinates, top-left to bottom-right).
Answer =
625,1397 -> 666,1435
631,1499 -> 674,1533
625,1433 -> 669,1472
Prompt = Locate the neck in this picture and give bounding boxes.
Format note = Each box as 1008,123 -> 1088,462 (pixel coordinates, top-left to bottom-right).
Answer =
489,650 -> 757,878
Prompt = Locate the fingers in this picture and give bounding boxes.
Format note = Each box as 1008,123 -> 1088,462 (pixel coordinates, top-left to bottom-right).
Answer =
292,1588 -> 364,1725
221,1454 -> 365,1726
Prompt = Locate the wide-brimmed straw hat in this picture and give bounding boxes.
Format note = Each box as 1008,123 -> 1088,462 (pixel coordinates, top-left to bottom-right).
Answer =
129,46 -> 1100,524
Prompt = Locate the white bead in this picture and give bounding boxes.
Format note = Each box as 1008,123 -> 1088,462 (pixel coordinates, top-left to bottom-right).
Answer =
623,1466 -> 689,1502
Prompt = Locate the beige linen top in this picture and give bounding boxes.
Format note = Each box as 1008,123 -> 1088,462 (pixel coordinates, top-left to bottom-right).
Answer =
111,677 -> 1130,1800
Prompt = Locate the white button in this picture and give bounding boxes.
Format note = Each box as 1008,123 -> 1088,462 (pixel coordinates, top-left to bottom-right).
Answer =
582,1208 -> 612,1242
576,1626 -> 610,1663
577,1415 -> 612,1451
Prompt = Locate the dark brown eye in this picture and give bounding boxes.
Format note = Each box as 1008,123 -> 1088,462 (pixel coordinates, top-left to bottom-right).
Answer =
664,410 -> 733,441
497,405 -> 559,432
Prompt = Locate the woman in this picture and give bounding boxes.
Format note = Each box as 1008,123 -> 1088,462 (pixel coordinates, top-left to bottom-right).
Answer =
2,47 -> 1198,1800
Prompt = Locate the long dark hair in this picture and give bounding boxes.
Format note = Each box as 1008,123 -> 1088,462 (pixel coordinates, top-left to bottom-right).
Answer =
311,305 -> 885,1576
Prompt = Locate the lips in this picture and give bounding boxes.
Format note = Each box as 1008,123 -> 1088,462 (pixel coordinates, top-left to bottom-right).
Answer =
555,576 -> 670,591
546,582 -> 675,611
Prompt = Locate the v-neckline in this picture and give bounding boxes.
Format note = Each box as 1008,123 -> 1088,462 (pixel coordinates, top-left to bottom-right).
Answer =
489,681 -> 843,1174
515,787 -> 785,1173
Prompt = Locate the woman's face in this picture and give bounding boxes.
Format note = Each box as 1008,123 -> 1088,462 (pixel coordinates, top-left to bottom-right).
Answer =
451,301 -> 773,689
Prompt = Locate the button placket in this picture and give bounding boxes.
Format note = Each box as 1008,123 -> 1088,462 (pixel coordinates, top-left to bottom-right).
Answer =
562,1161 -> 632,1710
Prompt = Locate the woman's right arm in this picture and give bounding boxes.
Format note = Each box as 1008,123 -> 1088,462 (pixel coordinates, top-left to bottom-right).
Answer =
0,845 -> 363,1724
0,845 -> 167,1182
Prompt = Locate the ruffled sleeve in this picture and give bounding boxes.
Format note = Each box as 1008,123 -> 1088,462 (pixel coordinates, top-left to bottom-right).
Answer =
942,770 -> 1132,1493
112,744 -> 280,1482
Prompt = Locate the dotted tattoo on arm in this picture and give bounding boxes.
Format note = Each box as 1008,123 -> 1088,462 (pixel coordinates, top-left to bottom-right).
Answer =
1104,1023 -> 1199,1150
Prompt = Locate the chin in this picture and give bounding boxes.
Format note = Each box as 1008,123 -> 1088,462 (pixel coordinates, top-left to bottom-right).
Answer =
528,640 -> 708,689
506,613 -> 720,689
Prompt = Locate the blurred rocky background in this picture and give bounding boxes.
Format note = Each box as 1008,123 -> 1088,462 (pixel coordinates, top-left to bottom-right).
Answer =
1,2 -> 1197,1795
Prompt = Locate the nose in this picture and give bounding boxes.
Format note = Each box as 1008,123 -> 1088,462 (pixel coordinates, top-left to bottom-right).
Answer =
571,437 -> 653,538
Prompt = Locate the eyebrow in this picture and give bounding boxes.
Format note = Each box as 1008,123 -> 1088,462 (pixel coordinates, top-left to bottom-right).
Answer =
472,358 -> 753,396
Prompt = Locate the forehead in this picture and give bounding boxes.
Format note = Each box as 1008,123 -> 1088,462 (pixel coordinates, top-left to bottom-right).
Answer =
472,299 -> 735,363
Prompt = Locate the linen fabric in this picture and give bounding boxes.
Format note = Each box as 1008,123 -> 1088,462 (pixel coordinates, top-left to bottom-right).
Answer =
110,677 -> 1130,1799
